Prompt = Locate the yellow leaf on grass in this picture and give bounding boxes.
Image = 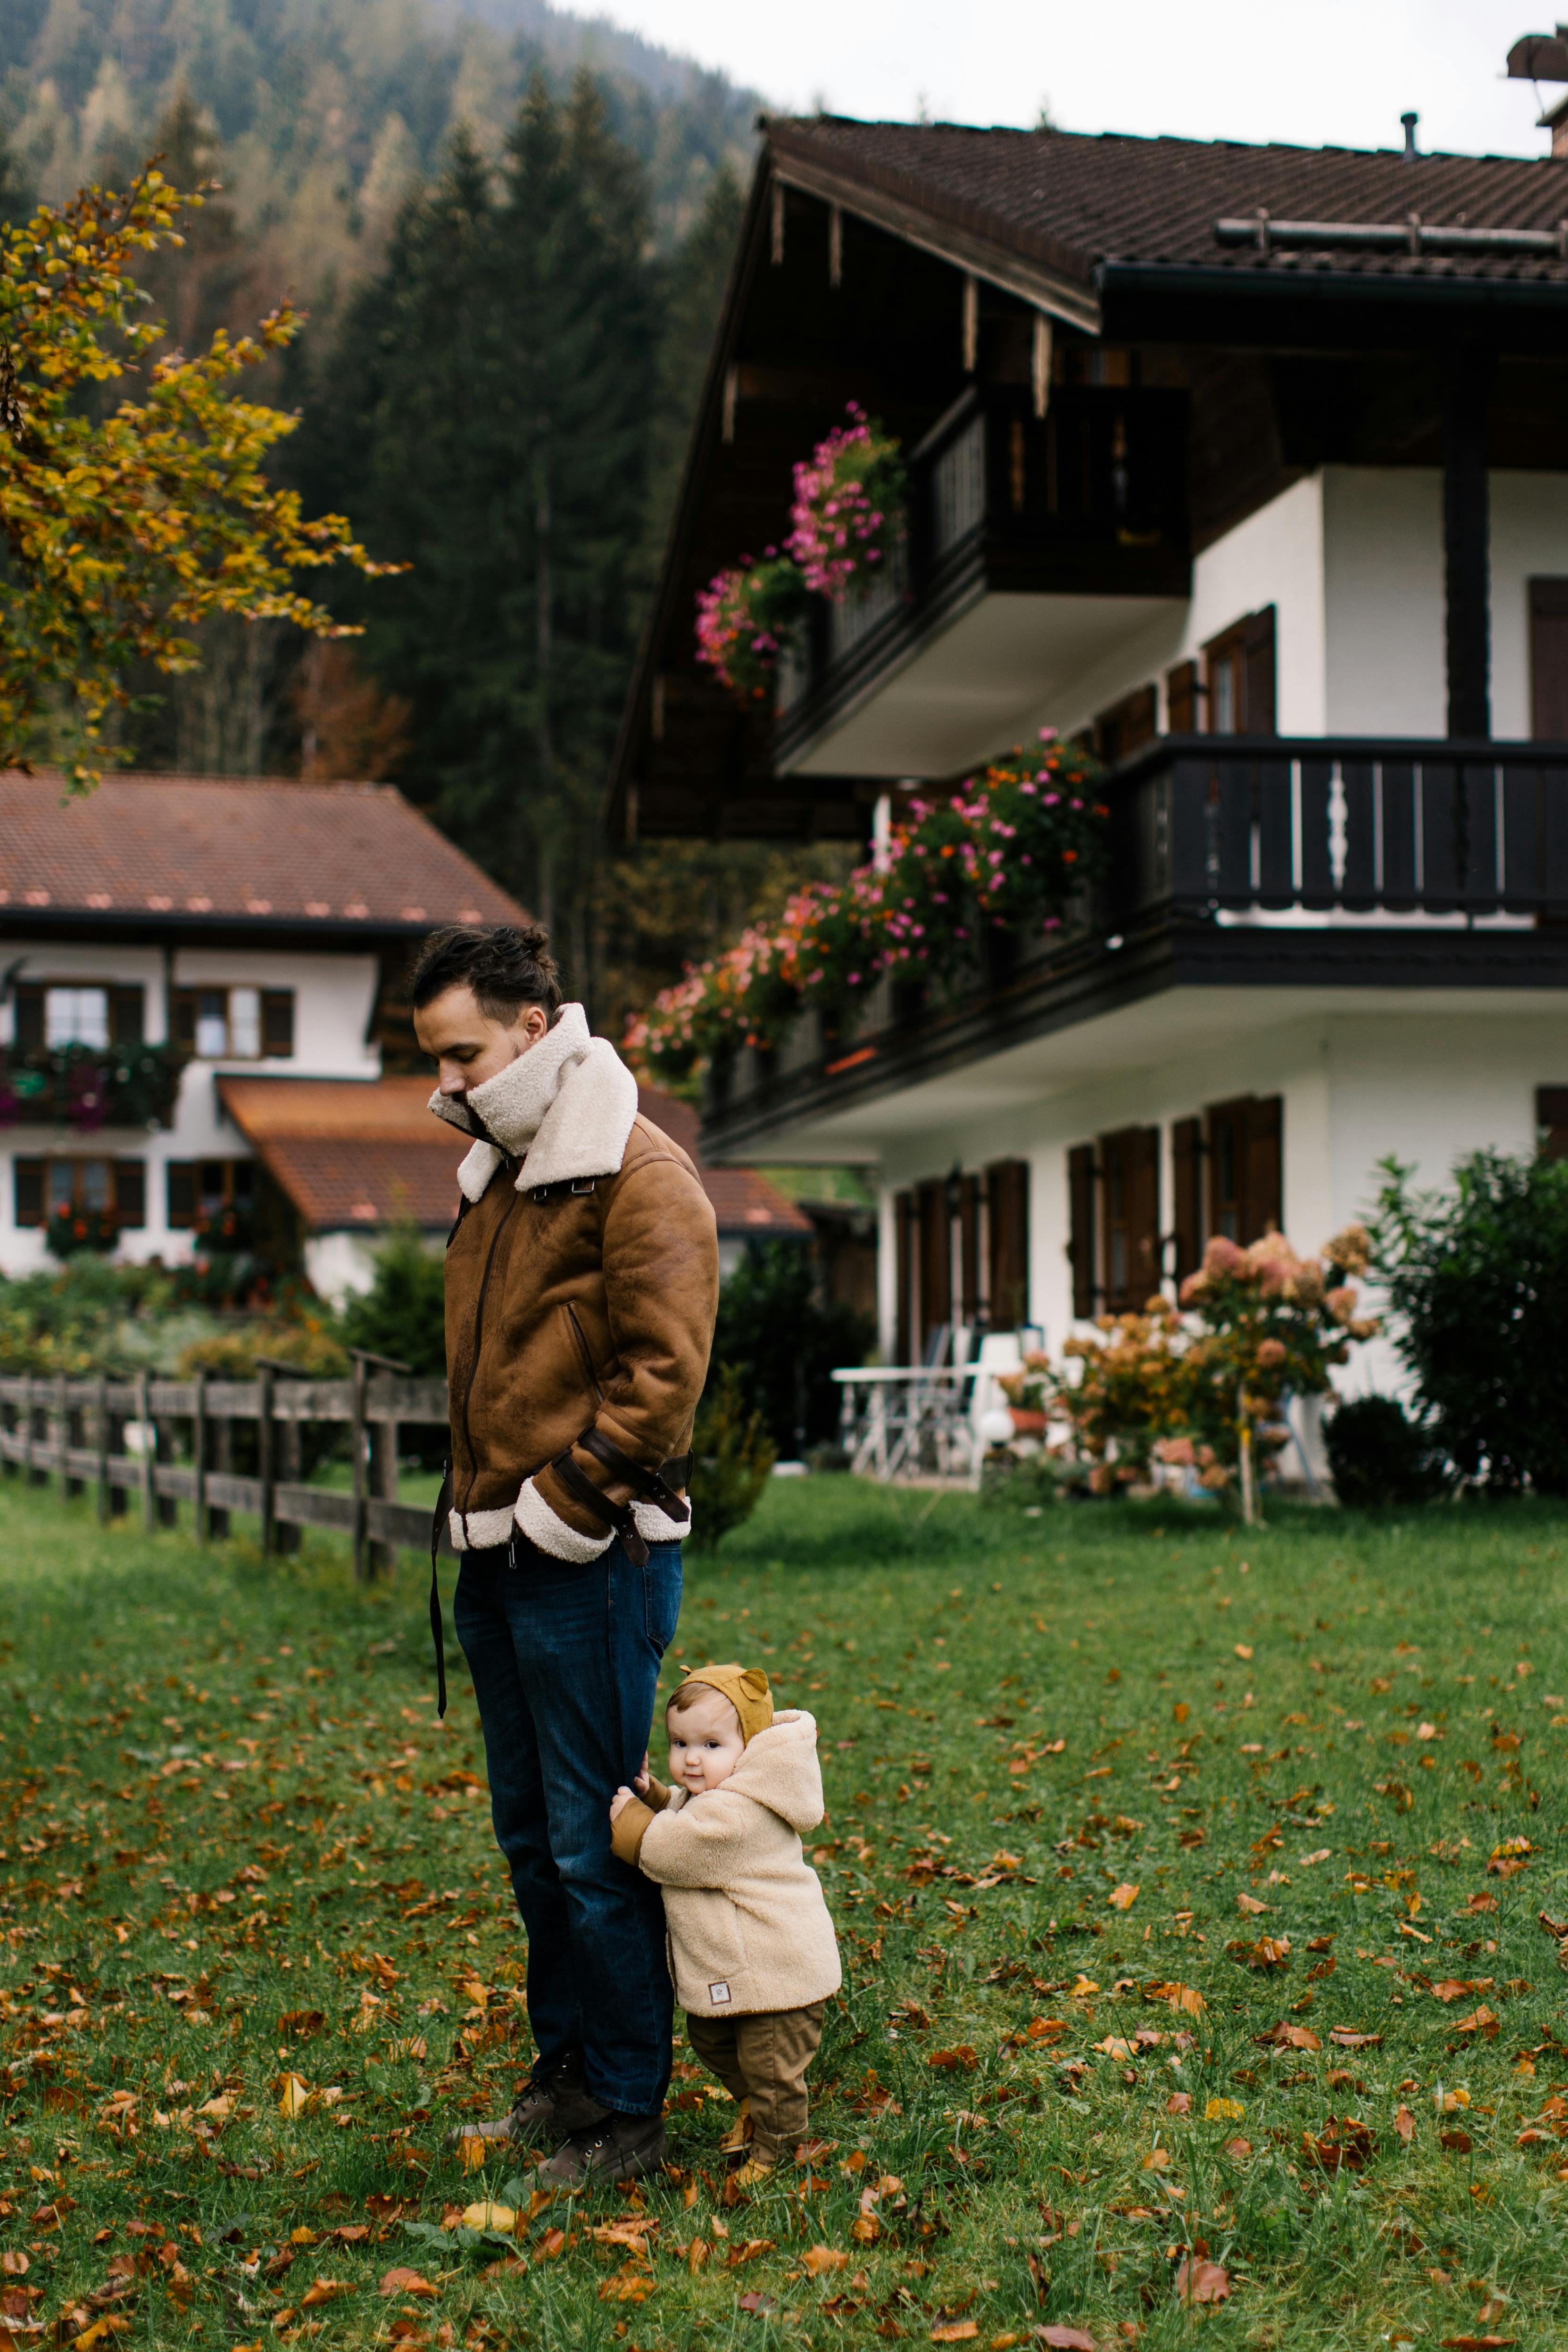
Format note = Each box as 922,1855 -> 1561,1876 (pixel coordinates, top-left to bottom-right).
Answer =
801,2245 -> 850,2275
598,2261 -> 654,2303
276,2074 -> 311,2119
1205,2097 -> 1245,2121
1107,1883 -> 1139,1911
1095,2037 -> 1136,2060
1236,1892 -> 1268,1915
459,2133 -> 489,2174
460,2203 -> 515,2234
931,2326 -> 979,2343
1234,1644 -> 1253,1660
1143,2147 -> 1172,2170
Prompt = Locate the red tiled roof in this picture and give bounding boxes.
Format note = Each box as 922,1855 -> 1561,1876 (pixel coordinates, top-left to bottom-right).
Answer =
0,771 -> 527,930
218,1076 -> 465,1232
770,116 -> 1568,289
638,1085 -> 813,1237
218,1075 -> 817,1240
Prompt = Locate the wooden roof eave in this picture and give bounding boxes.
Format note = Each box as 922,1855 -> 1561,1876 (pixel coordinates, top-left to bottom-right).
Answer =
766,124 -> 1103,335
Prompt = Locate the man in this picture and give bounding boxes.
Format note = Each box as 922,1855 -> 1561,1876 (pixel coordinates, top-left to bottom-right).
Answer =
411,921 -> 718,2185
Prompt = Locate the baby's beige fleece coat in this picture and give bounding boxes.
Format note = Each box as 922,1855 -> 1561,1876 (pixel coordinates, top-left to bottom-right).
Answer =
611,1708 -> 841,2018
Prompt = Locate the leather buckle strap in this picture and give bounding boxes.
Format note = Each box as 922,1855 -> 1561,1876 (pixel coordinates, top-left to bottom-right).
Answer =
549,1448 -> 650,1568
576,1424 -> 690,1526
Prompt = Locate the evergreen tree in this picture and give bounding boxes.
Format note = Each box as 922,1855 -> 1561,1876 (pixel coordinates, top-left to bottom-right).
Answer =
301,79 -> 652,991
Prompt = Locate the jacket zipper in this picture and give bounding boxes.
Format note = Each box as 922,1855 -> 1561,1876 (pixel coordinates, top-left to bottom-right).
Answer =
565,1303 -> 606,1403
457,1180 -> 521,1511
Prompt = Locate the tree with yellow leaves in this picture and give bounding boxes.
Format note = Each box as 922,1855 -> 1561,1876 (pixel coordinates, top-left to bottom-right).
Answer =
0,162 -> 394,783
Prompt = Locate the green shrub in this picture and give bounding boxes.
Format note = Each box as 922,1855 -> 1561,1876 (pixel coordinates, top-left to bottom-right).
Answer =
708,1241 -> 871,1454
1324,1393 -> 1446,1509
1372,1150 -> 1568,1494
688,1365 -> 775,1550
339,1226 -> 448,1376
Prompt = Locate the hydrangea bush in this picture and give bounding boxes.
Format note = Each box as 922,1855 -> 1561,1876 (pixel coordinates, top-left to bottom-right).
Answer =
627,737 -> 1108,1077
997,1226 -> 1378,1499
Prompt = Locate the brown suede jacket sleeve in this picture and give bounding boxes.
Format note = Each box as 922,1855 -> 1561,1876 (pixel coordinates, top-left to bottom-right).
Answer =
610,1775 -> 675,1866
532,1126 -> 719,1540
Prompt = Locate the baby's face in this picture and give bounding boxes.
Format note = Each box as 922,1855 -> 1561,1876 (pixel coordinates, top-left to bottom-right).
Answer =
667,1687 -> 746,1794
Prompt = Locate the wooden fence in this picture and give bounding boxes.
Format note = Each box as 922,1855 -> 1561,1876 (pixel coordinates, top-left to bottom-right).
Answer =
0,1366 -> 451,1576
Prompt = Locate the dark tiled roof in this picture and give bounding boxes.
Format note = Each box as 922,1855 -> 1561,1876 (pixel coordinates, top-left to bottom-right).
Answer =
638,1085 -> 813,1237
0,772 -> 527,930
770,116 -> 1568,286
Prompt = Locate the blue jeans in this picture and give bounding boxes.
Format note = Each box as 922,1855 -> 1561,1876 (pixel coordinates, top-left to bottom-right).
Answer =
452,1534 -> 681,2116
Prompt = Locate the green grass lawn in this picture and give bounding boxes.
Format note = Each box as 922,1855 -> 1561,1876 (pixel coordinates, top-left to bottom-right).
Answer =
2,1473 -> 1567,2351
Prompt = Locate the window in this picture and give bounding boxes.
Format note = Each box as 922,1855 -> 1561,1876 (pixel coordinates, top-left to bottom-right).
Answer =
1093,684 -> 1158,766
14,1157 -> 146,1227
1537,1086 -> 1568,1160
1068,1129 -> 1158,1318
1530,580 -> 1568,739
166,1159 -> 256,1229
1205,1095 -> 1282,1244
171,986 -> 293,1060
12,984 -> 143,1052
1187,607 -> 1278,737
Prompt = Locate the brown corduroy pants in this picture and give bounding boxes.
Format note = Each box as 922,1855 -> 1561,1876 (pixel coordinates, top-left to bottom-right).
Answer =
685,2001 -> 826,2162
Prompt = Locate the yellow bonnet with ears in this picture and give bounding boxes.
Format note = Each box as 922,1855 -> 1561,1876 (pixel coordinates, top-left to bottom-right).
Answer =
672,1662 -> 774,1746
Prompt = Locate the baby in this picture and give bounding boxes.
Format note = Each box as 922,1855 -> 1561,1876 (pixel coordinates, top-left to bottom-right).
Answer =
609,1663 -> 840,2183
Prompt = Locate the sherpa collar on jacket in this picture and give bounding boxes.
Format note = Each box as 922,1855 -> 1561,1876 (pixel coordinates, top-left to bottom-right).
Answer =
427,1002 -> 639,1202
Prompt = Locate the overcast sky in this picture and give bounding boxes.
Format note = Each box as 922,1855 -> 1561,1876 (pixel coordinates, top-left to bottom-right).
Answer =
602,0 -> 1558,161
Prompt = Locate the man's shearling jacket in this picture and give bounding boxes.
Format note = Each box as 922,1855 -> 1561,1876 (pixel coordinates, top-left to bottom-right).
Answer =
430,1006 -> 719,1561
609,1710 -> 842,2019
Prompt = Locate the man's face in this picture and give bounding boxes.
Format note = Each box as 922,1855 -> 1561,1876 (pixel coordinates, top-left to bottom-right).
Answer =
413,984 -> 548,1100
666,1687 -> 747,1795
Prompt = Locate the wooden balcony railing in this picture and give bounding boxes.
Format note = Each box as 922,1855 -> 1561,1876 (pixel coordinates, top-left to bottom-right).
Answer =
774,383 -> 1191,745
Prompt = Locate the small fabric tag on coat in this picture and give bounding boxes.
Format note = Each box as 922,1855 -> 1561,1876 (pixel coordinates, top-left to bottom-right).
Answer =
707,1980 -> 732,2005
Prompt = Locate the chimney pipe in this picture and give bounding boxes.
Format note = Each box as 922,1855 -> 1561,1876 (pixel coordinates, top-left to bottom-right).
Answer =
1401,109 -> 1419,157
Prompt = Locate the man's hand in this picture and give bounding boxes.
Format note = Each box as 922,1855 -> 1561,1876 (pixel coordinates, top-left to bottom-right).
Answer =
633,1751 -> 651,1795
609,1786 -> 634,1821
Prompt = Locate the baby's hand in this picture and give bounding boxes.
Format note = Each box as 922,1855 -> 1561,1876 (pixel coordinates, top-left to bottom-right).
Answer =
633,1751 -> 651,1795
609,1786 -> 634,1821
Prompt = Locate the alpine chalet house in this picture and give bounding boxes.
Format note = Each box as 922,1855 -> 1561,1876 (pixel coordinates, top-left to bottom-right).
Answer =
607,99 -> 1568,1398
0,772 -> 525,1299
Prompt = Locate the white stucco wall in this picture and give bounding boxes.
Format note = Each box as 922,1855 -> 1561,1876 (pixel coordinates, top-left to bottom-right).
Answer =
0,940 -> 382,1276
1321,468 -> 1446,736
871,1005 -> 1568,1405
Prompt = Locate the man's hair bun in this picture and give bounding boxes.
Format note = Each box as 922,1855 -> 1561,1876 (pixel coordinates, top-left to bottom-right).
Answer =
409,920 -> 564,1022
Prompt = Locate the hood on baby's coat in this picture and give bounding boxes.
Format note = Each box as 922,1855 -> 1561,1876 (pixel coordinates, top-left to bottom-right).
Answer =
719,1707 -> 825,1835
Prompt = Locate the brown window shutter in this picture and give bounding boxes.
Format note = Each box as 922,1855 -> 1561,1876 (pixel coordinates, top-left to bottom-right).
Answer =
170,989 -> 197,1051
1537,1085 -> 1568,1159
261,990 -> 295,1057
1242,605 -> 1277,733
166,1162 -> 197,1228
1242,1095 -> 1283,1241
110,986 -> 145,1047
1165,659 -> 1199,733
1067,1143 -> 1097,1319
1530,580 -> 1568,738
13,1159 -> 44,1226
1100,1125 -> 1160,1312
1172,1116 -> 1203,1282
958,1173 -> 982,1323
13,985 -> 43,1052
917,1178 -> 953,1355
895,1190 -> 915,1363
1093,683 -> 1158,765
986,1159 -> 1030,1332
1128,1124 -> 1161,1303
113,1159 -> 146,1227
